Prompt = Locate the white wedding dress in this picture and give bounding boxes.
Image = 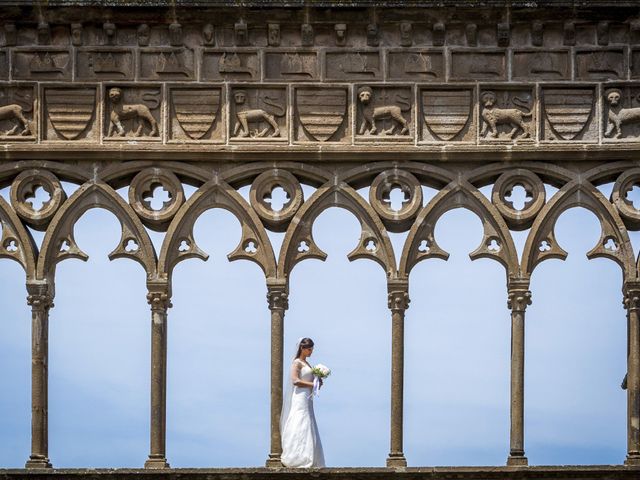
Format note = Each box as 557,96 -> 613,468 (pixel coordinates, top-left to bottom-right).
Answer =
280,359 -> 325,467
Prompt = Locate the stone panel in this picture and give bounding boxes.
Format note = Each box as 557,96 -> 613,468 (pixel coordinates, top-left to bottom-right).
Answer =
512,50 -> 570,81
420,87 -> 475,143
168,86 -> 224,143
603,84 -> 640,141
0,84 -> 36,141
541,86 -> 597,141
355,85 -> 413,142
103,85 -> 162,141
387,50 -> 445,81
76,48 -> 134,81
575,48 -> 627,80
450,50 -> 507,81
201,50 -> 260,81
264,51 -> 319,81
12,48 -> 71,81
293,86 -> 349,143
325,51 -> 382,81
229,86 -> 287,141
479,86 -> 535,142
139,48 -> 195,80
42,85 -> 98,141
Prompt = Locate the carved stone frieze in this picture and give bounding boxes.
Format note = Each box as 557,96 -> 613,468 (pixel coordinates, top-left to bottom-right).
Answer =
450,50 -> 506,81
202,50 -> 259,81
43,86 -> 97,141
13,48 -> 71,81
0,85 -> 35,140
604,86 -> 640,140
230,87 -> 287,141
76,48 -> 134,80
294,86 -> 348,143
420,87 -> 475,142
169,86 -> 223,142
479,87 -> 535,141
140,48 -> 195,81
387,49 -> 444,81
575,48 -> 627,81
356,85 -> 412,141
264,51 -> 319,81
512,50 -> 571,81
326,51 -> 382,81
541,86 -> 596,141
104,85 -> 161,140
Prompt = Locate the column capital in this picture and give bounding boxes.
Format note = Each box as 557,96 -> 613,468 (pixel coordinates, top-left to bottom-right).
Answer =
388,280 -> 410,312
508,279 -> 531,312
26,281 -> 54,312
266,287 -> 289,311
624,281 -> 640,311
146,281 -> 172,311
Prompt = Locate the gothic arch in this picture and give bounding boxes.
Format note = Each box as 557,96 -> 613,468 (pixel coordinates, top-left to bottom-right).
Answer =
277,180 -> 396,279
521,180 -> 635,280
37,181 -> 157,281
0,195 -> 37,279
100,161 -> 214,188
400,179 -> 519,278
159,177 -> 276,280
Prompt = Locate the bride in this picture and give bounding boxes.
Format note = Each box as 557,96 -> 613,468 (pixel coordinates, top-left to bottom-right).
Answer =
280,337 -> 325,468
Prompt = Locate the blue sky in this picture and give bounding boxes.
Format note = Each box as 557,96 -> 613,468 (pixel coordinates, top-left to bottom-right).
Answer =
0,181 -> 632,468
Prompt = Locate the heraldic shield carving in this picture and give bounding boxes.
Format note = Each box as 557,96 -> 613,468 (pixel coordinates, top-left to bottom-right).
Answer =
296,88 -> 347,142
543,88 -> 594,140
45,88 -> 96,140
422,89 -> 472,141
171,88 -> 221,140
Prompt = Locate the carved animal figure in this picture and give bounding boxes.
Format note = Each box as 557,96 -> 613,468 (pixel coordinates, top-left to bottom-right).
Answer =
107,87 -> 158,137
480,91 -> 532,139
0,103 -> 32,136
357,86 -> 410,135
232,91 -> 284,138
605,89 -> 640,139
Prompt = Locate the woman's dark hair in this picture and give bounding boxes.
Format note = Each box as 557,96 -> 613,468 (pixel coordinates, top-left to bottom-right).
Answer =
295,338 -> 314,359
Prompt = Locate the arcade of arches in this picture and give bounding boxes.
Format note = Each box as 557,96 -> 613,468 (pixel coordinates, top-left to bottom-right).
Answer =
1,1 -> 640,478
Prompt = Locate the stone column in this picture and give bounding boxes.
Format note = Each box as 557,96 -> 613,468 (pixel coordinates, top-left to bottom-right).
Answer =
624,282 -> 640,466
25,280 -> 54,469
506,279 -> 531,467
144,281 -> 171,469
387,279 -> 409,468
266,279 -> 288,468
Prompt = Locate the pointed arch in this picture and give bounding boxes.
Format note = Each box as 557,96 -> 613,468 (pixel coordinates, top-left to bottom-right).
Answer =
159,177 -> 276,279
0,195 -> 37,280
521,180 -> 635,280
277,180 -> 396,279
37,182 -> 157,281
400,179 -> 518,279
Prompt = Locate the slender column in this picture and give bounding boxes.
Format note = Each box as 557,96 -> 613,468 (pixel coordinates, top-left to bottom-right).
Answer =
624,282 -> 640,466
387,279 -> 409,468
266,279 -> 288,468
25,280 -> 54,469
506,279 -> 531,466
144,281 -> 171,469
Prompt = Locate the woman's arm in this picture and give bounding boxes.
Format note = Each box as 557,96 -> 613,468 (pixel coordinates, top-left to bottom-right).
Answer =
291,360 -> 314,388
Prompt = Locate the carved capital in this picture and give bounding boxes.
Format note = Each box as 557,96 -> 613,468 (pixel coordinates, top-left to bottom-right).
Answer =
388,280 -> 410,312
267,288 -> 289,311
26,282 -> 54,311
508,279 -> 532,312
624,282 -> 640,312
147,281 -> 172,312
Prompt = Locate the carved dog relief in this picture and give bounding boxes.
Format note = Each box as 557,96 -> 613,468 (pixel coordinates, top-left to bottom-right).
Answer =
43,86 -> 97,141
0,86 -> 36,141
603,86 -> 640,140
479,88 -> 535,141
104,86 -> 161,140
169,87 -> 223,142
356,85 -> 413,142
230,87 -> 287,141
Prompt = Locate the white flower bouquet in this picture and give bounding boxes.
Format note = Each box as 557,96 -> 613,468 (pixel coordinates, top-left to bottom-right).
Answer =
310,364 -> 330,397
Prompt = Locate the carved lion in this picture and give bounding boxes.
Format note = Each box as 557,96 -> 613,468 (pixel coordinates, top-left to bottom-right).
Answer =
0,103 -> 32,136
605,88 -> 640,139
107,87 -> 159,137
480,91 -> 532,140
357,86 -> 410,136
232,90 -> 284,138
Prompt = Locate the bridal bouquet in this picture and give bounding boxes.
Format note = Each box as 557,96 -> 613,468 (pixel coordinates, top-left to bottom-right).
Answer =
311,364 -> 331,397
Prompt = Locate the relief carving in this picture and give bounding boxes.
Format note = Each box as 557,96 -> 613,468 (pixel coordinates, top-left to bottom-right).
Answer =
480,90 -> 534,141
230,88 -> 286,140
37,22 -> 50,45
268,23 -> 280,47
301,23 -> 314,46
71,23 -> 83,46
294,87 -> 347,142
169,87 -> 222,142
512,50 -> 570,80
400,22 -> 412,47
0,87 -> 34,138
542,87 -> 595,141
103,22 -> 117,45
335,24 -> 347,46
387,50 -> 444,81
44,87 -> 97,141
265,52 -> 318,81
140,48 -> 194,80
138,24 -> 150,46
203,24 -> 215,46
421,88 -> 473,142
367,24 -> 379,47
326,51 -> 381,81
450,51 -> 506,81
575,49 -> 626,80
604,88 -> 640,140
106,87 -> 160,139
235,20 -> 249,46
13,49 -> 71,80
202,51 -> 259,81
357,86 -> 411,138
77,48 -> 134,80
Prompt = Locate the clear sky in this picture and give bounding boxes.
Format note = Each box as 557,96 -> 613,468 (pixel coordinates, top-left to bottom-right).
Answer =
0,181 -> 633,468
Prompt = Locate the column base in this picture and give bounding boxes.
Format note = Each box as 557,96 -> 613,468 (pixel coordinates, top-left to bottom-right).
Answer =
507,455 -> 528,466
266,454 -> 283,468
25,456 -> 52,469
386,453 -> 407,468
625,454 -> 640,466
144,457 -> 170,469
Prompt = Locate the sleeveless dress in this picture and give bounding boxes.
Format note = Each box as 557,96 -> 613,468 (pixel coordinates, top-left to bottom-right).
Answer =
280,360 -> 325,467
